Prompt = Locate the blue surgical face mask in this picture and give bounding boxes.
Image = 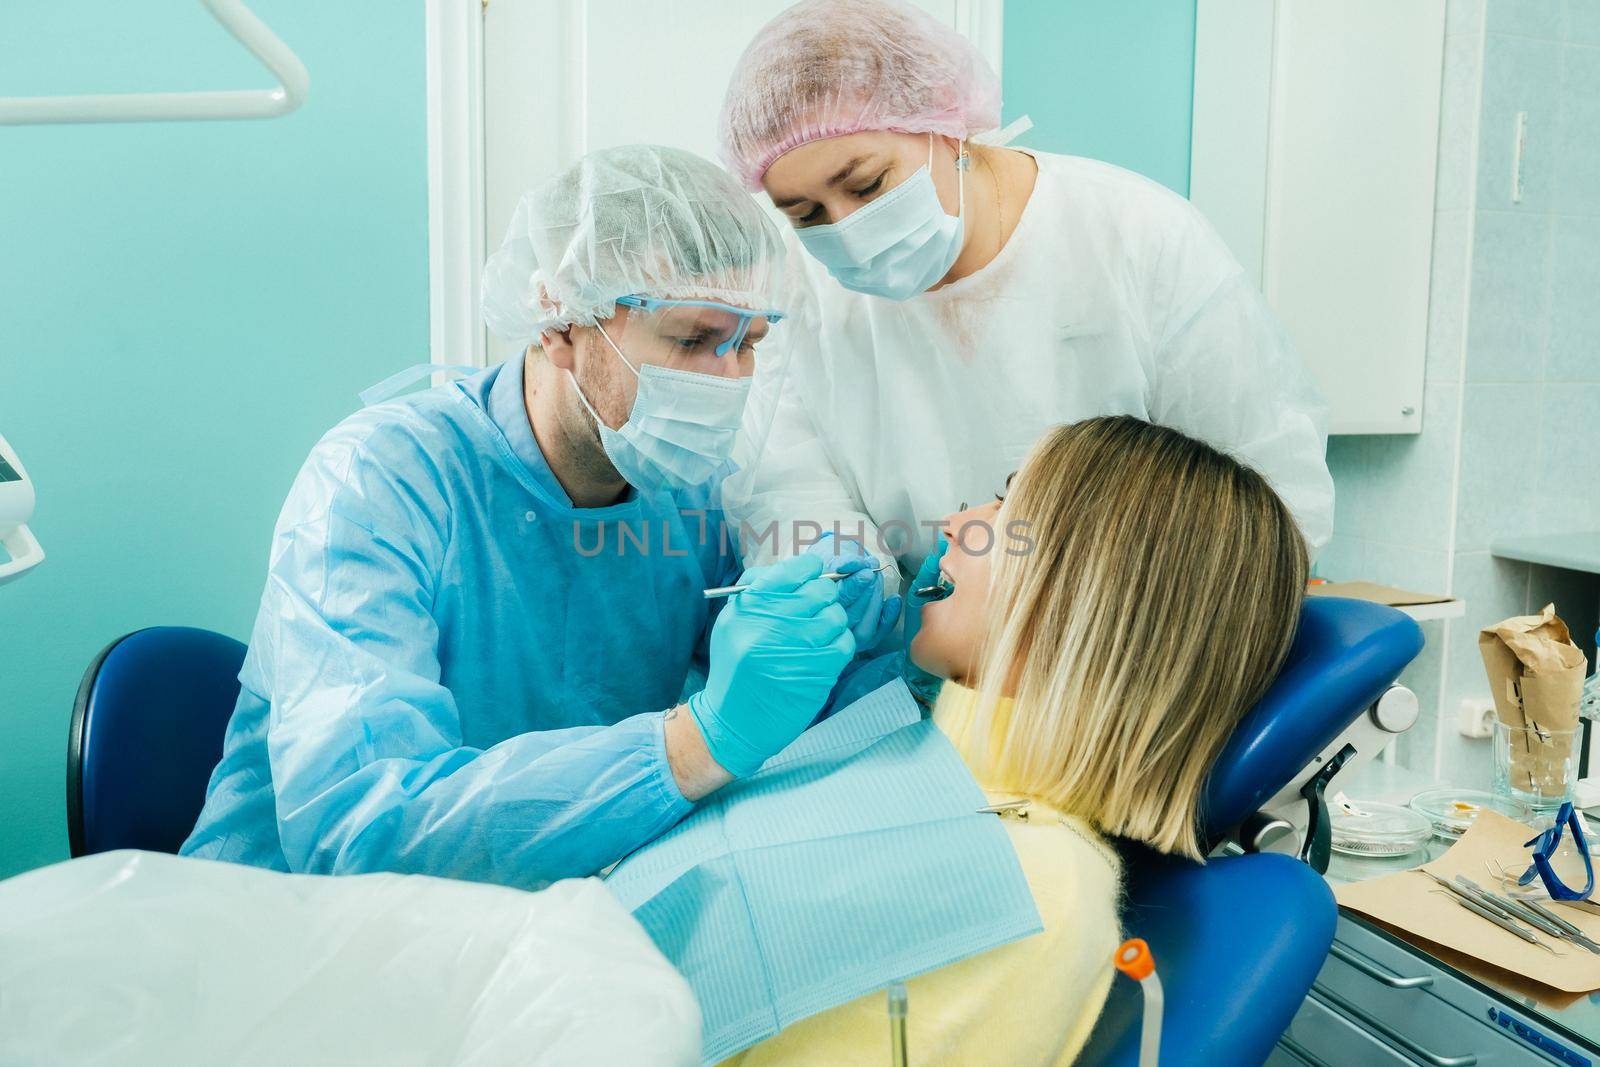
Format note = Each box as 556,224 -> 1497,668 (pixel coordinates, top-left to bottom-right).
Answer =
568,322 -> 751,494
795,134 -> 967,301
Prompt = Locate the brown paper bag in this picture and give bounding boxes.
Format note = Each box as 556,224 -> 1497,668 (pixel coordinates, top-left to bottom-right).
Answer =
1479,603 -> 1589,793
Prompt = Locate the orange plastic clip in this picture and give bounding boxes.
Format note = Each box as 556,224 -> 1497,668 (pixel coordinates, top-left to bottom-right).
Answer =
1115,938 -> 1155,981
1115,938 -> 1163,1067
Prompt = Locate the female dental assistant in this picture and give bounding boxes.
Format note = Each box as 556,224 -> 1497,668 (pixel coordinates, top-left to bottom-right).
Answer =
718,0 -> 1334,584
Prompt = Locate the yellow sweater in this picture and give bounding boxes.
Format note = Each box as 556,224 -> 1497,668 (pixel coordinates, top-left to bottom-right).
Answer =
720,684 -> 1123,1067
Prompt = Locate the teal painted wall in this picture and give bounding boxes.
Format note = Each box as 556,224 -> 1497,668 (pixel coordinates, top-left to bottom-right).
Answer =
1002,0 -> 1198,196
0,2 -> 429,878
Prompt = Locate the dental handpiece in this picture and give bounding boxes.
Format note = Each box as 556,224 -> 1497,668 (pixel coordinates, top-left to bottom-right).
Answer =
702,561 -> 893,600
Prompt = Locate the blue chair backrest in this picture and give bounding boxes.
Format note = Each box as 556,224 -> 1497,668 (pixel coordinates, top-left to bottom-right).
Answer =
1202,596 -> 1423,842
1077,596 -> 1422,1066
1077,848 -> 1338,1067
68,626 -> 246,856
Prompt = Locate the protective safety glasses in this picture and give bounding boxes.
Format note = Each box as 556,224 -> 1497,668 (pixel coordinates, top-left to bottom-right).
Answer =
1519,802 -> 1595,901
615,295 -> 785,358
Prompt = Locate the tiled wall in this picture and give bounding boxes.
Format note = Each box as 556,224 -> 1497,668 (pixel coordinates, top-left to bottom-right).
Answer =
1321,0 -> 1600,784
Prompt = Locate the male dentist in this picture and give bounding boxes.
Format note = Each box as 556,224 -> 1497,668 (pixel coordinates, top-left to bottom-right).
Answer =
183,146 -> 889,888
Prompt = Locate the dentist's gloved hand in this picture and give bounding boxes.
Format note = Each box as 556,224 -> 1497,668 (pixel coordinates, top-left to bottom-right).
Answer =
689,554 -> 856,777
804,533 -> 904,651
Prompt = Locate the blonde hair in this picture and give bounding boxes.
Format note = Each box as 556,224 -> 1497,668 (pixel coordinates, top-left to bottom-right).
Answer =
970,417 -> 1308,860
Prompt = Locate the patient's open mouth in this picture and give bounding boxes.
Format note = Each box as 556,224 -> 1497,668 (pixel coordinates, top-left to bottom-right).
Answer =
913,574 -> 955,602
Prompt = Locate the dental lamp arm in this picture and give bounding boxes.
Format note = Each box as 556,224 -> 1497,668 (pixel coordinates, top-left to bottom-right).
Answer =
0,0 -> 308,126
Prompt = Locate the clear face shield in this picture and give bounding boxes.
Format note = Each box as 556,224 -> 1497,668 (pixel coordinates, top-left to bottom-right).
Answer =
609,295 -> 786,370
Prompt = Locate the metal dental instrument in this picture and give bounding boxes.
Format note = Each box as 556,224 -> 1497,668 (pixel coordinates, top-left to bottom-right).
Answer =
1510,885 -> 1600,919
1428,873 -> 1528,927
1480,879 -> 1600,954
1456,876 -> 1574,941
1451,876 -> 1551,926
978,800 -> 1031,820
913,504 -> 967,601
702,561 -> 893,599
1458,896 -> 1556,951
1515,905 -> 1600,955
1512,891 -> 1591,939
1439,890 -> 1559,952
1424,873 -> 1558,952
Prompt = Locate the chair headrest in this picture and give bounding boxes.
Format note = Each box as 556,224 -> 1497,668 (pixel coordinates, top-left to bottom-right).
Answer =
1202,596 -> 1423,838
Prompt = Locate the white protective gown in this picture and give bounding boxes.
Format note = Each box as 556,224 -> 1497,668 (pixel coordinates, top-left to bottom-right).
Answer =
730,150 -> 1334,588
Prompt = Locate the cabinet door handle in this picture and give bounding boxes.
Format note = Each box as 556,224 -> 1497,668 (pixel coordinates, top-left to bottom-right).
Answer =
1330,942 -> 1435,989
1310,987 -> 1478,1067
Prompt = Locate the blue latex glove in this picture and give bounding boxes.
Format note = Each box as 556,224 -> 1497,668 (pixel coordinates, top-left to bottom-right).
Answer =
822,650 -> 913,718
689,554 -> 856,777
804,533 -> 904,652
901,537 -> 948,707
903,536 -> 947,639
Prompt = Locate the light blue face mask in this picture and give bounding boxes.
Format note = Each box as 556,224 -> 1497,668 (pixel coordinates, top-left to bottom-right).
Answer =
568,322 -> 752,494
795,134 -> 967,301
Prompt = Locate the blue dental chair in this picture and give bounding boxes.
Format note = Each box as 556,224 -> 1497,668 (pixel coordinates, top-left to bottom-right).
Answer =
69,599 -> 1422,1066
68,627 -> 246,857
1077,596 -> 1423,1067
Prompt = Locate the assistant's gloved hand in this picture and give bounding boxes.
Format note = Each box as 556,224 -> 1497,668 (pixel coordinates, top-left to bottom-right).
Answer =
689,554 -> 856,777
902,536 -> 948,707
804,533 -> 903,652
904,536 -> 947,636
913,536 -> 946,582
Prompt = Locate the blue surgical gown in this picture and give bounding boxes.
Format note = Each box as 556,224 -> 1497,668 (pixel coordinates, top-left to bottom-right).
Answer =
181,353 -> 738,889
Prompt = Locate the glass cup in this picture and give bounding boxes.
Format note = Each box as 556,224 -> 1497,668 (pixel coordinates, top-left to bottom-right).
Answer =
1492,721 -> 1578,814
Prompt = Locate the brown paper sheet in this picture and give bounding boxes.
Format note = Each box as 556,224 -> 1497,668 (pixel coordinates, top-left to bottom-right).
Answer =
1336,810 -> 1600,993
1306,580 -> 1452,607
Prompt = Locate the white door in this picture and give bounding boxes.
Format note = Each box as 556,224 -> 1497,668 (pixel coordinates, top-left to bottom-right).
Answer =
464,0 -> 1002,364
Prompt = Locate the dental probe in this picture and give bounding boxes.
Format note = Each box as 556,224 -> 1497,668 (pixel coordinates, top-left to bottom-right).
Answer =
1424,873 -> 1557,952
702,561 -> 893,600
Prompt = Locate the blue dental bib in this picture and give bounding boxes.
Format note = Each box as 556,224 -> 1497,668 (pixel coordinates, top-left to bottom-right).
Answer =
606,680 -> 1042,1063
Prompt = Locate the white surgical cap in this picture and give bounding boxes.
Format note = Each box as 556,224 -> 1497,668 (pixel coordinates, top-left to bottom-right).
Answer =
481,145 -> 786,344
719,0 -> 1003,190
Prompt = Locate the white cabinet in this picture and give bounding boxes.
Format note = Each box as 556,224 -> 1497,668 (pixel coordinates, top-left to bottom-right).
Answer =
1191,0 -> 1447,435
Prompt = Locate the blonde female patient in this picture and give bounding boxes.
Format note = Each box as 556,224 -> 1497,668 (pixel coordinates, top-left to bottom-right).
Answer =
724,416 -> 1309,1066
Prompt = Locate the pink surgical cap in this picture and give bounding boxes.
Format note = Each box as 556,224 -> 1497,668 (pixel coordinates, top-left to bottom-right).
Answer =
718,0 -> 1003,191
